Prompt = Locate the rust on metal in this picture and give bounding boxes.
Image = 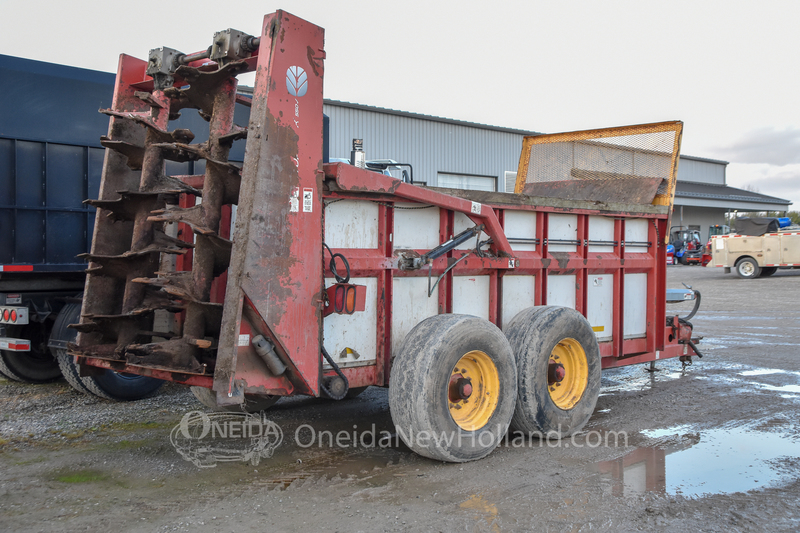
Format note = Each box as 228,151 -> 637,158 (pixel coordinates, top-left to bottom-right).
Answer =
514,121 -> 683,216
521,177 -> 664,205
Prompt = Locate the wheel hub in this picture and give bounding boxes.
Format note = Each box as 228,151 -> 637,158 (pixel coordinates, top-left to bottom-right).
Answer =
447,350 -> 499,431
547,338 -> 589,410
448,374 -> 473,402
548,361 -> 566,383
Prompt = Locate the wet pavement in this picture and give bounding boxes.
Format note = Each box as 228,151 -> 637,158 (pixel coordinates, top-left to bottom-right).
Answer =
0,265 -> 799,531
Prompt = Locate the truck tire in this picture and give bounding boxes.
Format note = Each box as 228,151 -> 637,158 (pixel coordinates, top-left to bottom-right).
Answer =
759,267 -> 777,277
388,314 -> 517,463
0,324 -> 62,383
50,302 -> 93,394
49,301 -> 164,400
505,306 -> 601,439
190,386 -> 280,412
56,350 -> 93,394
80,369 -> 164,401
735,257 -> 760,279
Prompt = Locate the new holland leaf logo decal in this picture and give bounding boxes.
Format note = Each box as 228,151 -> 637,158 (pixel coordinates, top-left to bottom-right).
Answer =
286,66 -> 308,97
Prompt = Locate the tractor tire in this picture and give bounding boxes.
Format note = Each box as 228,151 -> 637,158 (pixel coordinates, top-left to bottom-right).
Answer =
388,314 -> 517,463
735,257 -> 761,279
0,324 -> 61,383
191,386 -> 280,413
759,267 -> 778,277
505,306 -> 601,439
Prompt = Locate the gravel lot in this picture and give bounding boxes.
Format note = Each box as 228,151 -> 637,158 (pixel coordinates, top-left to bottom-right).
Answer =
1,264 -> 799,532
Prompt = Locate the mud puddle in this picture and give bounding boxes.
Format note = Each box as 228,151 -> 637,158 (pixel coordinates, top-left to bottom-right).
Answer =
599,364 -> 689,396
594,424 -> 800,498
600,360 -> 800,398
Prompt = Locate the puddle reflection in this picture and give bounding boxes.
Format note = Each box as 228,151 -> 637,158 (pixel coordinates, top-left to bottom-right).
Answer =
595,427 -> 799,498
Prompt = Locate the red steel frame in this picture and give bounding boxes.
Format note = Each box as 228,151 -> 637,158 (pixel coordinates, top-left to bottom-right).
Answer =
75,10 -> 696,403
322,163 -> 683,390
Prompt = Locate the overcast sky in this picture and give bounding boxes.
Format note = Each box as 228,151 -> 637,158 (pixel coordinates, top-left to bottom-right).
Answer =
3,0 -> 798,208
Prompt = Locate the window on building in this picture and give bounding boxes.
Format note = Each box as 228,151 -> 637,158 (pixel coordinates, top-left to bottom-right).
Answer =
504,171 -> 518,193
437,173 -> 496,192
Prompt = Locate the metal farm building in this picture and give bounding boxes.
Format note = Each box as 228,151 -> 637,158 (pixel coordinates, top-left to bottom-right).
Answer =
323,100 -> 791,242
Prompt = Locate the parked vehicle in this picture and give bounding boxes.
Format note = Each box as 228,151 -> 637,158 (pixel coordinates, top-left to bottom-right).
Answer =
707,217 -> 800,278
708,224 -> 730,239
670,227 -> 703,265
69,11 -> 701,462
700,224 -> 730,266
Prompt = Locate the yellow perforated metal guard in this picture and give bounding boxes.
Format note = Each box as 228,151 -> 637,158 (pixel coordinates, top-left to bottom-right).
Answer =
515,121 -> 683,209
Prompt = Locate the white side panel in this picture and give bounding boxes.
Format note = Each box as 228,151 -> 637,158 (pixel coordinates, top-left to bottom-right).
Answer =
623,273 -> 647,338
586,274 -> 613,341
502,275 -> 536,329
323,277 -> 378,367
391,277 -> 440,356
625,219 -> 649,254
324,200 -> 379,249
504,211 -> 537,251
452,275 -> 490,321
588,216 -> 615,253
454,212 -> 488,250
393,203 -> 440,250
548,213 -> 578,252
546,274 -> 576,309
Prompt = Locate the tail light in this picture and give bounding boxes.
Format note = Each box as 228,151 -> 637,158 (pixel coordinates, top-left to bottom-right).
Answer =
0,307 -> 28,324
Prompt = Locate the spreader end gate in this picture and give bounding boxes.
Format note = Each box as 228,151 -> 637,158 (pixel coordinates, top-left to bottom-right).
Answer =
73,11 -> 327,405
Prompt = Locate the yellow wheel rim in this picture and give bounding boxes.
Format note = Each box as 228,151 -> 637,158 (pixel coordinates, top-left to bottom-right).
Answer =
448,350 -> 500,431
547,338 -> 588,410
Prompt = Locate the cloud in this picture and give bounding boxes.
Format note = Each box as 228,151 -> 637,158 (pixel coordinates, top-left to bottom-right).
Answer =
712,127 -> 800,166
726,163 -> 800,208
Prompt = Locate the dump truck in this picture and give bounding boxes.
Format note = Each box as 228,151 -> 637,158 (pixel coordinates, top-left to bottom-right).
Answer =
707,217 -> 800,278
70,10 -> 701,462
